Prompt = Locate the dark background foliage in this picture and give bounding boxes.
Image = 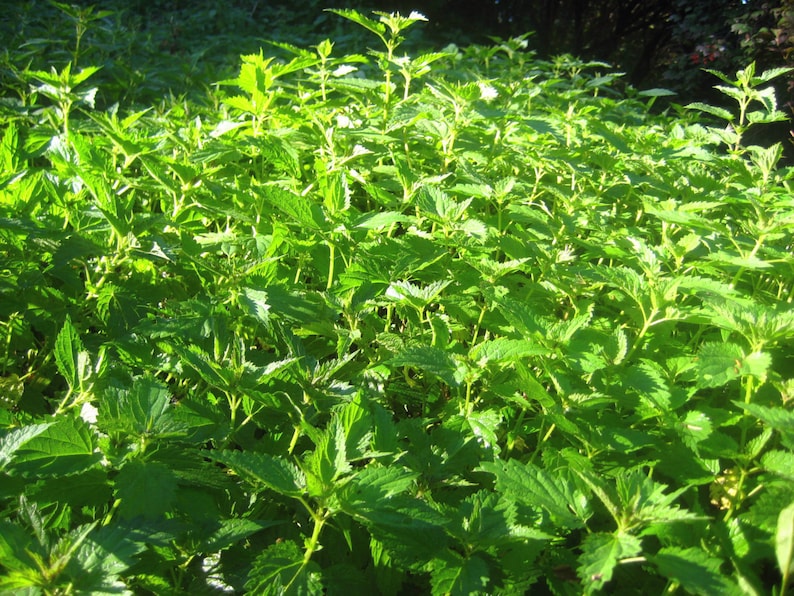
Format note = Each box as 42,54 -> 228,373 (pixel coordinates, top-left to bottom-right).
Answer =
2,0 -> 793,143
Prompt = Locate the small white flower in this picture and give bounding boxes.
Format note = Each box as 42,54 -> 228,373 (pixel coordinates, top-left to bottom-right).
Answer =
408,11 -> 427,21
332,64 -> 357,77
478,82 -> 498,101
80,402 -> 98,424
336,114 -> 352,128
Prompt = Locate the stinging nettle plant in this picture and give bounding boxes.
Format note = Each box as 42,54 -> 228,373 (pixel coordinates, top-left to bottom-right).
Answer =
1,5 -> 794,595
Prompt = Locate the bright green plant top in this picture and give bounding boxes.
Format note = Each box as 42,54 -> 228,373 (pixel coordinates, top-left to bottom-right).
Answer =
1,7 -> 794,595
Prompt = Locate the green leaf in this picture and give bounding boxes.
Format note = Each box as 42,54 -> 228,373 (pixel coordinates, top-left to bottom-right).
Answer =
198,519 -> 282,553
0,423 -> 52,471
577,532 -> 642,592
54,316 -> 87,390
776,503 -> 794,586
326,8 -> 387,38
99,376 -> 181,438
468,338 -> 548,367
695,342 -> 744,388
246,539 -> 323,595
761,451 -> 794,480
72,524 -> 145,591
651,547 -> 739,595
736,402 -> 794,449
478,460 -> 584,528
209,450 -> 306,497
115,459 -> 177,520
389,345 -> 467,387
431,551 -> 490,596
686,102 -> 734,121
9,416 -> 100,476
305,417 -> 351,496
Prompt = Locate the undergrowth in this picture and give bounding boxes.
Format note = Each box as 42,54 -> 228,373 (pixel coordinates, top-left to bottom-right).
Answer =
1,6 -> 794,595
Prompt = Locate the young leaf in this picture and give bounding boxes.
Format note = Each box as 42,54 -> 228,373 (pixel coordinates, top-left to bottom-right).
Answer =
99,376 -> 181,439
55,316 -> 87,391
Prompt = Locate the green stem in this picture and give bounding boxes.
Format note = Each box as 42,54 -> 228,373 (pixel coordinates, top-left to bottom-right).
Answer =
327,242 -> 336,290
285,509 -> 328,591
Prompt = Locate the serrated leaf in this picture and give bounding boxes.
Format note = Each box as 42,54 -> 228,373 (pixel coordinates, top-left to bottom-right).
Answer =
465,409 -> 501,452
240,287 -> 272,326
326,8 -> 387,38
199,519 -> 281,553
0,423 -> 52,471
55,316 -> 86,390
354,211 -> 411,229
479,460 -> 584,528
776,502 -> 794,584
695,342 -> 744,388
10,416 -> 100,476
115,459 -> 177,520
306,417 -> 351,494
99,376 -> 183,439
469,338 -> 548,366
246,539 -> 323,595
761,451 -> 794,480
686,102 -> 734,121
577,532 -> 642,591
736,402 -> 794,449
651,547 -> 739,595
431,552 -> 490,596
680,410 -> 713,446
209,450 -> 306,497
389,345 -> 467,387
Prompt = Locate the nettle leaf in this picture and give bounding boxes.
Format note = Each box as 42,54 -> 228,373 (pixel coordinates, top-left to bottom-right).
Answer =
650,547 -> 739,595
577,532 -> 642,592
0,423 -> 52,471
468,338 -> 548,367
762,451 -> 794,480
98,376 -> 182,439
305,417 -> 351,496
624,360 -> 672,412
198,519 -> 282,553
447,490 -> 552,549
9,416 -> 100,476
695,342 -> 744,388
209,450 -> 306,498
246,539 -> 323,595
679,410 -> 713,449
430,551 -> 491,596
72,524 -> 145,591
736,402 -> 794,449
776,502 -> 794,584
479,460 -> 585,529
114,459 -> 177,520
240,287 -> 272,326
55,316 -> 91,391
389,345 -> 467,387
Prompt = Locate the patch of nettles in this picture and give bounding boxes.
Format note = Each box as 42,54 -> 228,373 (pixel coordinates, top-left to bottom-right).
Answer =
1,7 -> 793,595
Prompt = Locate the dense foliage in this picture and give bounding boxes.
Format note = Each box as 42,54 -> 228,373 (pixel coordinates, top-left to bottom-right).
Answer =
2,5 -> 794,595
